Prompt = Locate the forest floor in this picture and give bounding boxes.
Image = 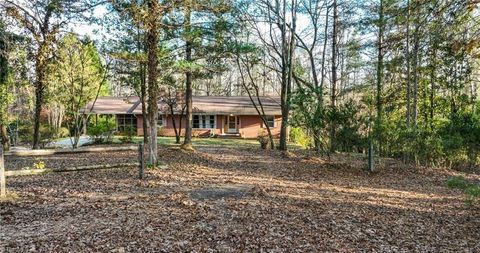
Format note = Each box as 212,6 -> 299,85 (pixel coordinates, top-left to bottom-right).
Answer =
1,146 -> 480,252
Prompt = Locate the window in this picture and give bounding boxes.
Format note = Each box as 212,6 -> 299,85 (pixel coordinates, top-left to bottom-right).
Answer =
265,116 -> 275,128
193,115 -> 215,129
117,114 -> 137,132
157,115 -> 166,127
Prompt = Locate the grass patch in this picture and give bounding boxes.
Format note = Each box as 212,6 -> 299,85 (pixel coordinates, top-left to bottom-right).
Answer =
447,176 -> 480,205
111,136 -> 303,150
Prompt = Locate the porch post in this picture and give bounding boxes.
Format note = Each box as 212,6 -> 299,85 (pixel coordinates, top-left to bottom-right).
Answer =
221,115 -> 224,135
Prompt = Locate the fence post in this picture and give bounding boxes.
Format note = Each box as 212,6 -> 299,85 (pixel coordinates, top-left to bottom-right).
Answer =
368,138 -> 374,172
1,145 -> 5,197
138,142 -> 145,179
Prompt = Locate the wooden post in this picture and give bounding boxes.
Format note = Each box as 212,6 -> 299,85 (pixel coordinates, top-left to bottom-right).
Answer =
138,142 -> 145,179
1,145 -> 5,197
368,138 -> 374,172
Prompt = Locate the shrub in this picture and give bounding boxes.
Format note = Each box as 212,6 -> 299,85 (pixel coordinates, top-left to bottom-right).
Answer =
439,112 -> 480,167
257,130 -> 270,149
290,127 -> 312,148
465,185 -> 480,204
157,126 -> 165,137
56,127 -> 70,138
119,127 -> 135,143
447,176 -> 480,205
447,176 -> 468,190
17,123 -> 33,144
33,160 -> 46,170
88,120 -> 115,144
39,125 -> 56,148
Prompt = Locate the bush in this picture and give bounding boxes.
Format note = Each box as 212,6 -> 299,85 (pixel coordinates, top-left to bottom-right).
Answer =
88,120 -> 115,144
39,125 -> 56,148
157,126 -> 165,137
17,123 -> 33,144
257,130 -> 270,149
56,127 -> 70,138
465,185 -> 480,204
439,112 -> 480,167
33,160 -> 46,170
447,176 -> 468,190
119,127 -> 135,143
447,176 -> 480,205
290,127 -> 312,148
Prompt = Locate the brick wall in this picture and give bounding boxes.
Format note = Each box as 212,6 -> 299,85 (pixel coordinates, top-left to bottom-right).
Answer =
135,114 -> 281,138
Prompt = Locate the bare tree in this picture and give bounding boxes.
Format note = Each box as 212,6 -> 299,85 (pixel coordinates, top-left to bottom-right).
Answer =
247,0 -> 298,150
235,46 -> 275,149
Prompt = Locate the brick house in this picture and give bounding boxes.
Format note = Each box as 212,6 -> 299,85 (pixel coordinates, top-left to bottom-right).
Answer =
82,96 -> 282,139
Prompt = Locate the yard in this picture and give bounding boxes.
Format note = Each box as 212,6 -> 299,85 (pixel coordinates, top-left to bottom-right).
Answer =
1,144 -> 479,252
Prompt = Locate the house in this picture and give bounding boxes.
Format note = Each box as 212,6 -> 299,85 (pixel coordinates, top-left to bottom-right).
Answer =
81,96 -> 282,139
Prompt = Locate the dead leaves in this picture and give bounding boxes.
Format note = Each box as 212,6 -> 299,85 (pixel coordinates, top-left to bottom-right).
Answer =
1,146 -> 479,252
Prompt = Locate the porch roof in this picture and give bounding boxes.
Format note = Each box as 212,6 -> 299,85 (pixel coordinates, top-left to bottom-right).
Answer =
81,96 -> 282,115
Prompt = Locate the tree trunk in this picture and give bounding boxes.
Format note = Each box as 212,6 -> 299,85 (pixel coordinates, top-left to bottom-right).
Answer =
279,0 -> 296,151
330,0 -> 338,153
0,145 -> 5,197
170,105 -> 180,144
140,36 -> 149,145
376,0 -> 384,155
0,124 -> 9,151
182,7 -> 193,149
412,8 -> 420,128
405,0 -> 411,126
147,0 -> 159,165
33,66 -> 46,149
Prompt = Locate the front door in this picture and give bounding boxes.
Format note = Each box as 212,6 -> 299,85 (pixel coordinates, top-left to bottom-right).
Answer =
227,115 -> 237,133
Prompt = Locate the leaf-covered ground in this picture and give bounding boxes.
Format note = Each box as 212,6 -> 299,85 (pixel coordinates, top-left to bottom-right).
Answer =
1,147 -> 479,252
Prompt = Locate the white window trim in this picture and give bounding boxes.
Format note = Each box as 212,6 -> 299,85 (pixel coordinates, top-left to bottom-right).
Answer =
157,114 -> 167,127
117,114 -> 137,131
265,115 -> 275,128
193,114 -> 216,130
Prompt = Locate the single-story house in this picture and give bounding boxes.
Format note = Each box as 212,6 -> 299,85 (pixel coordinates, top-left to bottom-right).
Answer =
81,96 -> 282,139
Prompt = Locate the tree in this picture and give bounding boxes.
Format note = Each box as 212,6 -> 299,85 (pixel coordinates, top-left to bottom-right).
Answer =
330,0 -> 338,153
47,34 -> 108,148
0,18 -> 11,151
235,42 -> 275,149
292,0 -> 329,155
146,0 -> 161,165
171,0 -> 237,150
2,0 -> 97,149
160,86 -> 186,144
108,0 -> 168,165
247,0 -> 298,150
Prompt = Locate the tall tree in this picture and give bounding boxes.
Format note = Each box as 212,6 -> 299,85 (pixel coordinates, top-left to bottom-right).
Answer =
2,0 -> 96,149
182,4 -> 194,149
162,0 -> 236,150
0,18 -> 11,151
329,0 -> 339,152
47,34 -> 108,148
249,0 -> 297,150
146,0 -> 160,164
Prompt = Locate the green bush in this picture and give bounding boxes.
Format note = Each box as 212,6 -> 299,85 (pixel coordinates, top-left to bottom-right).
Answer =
88,120 -> 115,144
447,176 -> 468,190
290,127 -> 312,148
465,185 -> 480,203
119,127 -> 135,143
439,112 -> 480,167
447,176 -> 480,205
39,125 -> 56,148
56,127 -> 70,138
17,123 -> 33,143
